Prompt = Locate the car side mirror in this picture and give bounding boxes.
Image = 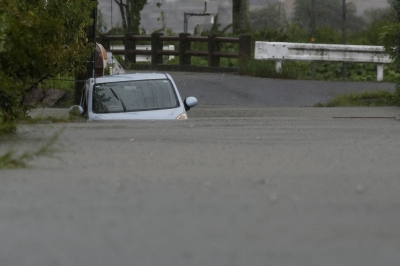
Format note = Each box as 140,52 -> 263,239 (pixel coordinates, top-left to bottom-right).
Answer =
184,97 -> 198,111
69,105 -> 84,115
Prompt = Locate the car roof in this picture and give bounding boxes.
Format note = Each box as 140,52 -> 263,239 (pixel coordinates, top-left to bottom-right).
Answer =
92,73 -> 170,83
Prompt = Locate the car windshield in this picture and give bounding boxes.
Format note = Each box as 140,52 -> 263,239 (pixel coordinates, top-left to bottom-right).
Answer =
92,79 -> 179,113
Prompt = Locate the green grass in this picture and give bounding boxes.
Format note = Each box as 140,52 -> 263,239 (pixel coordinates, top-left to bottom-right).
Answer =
315,91 -> 397,107
237,59 -> 400,82
0,113 -> 83,168
239,59 -> 301,79
38,75 -> 75,108
0,129 -> 62,169
18,116 -> 83,124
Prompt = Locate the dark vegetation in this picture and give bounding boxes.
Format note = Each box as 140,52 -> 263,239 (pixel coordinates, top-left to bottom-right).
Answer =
0,0 -> 96,133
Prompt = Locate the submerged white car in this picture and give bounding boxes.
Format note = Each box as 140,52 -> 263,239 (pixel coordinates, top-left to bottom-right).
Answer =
70,73 -> 197,120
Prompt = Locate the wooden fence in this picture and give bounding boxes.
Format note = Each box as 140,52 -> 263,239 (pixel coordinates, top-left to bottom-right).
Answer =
97,33 -> 252,69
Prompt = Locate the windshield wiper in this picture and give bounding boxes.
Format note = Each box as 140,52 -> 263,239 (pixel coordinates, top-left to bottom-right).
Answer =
110,88 -> 127,112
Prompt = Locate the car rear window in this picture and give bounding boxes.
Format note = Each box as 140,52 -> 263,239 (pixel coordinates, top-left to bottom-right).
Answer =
92,79 -> 179,113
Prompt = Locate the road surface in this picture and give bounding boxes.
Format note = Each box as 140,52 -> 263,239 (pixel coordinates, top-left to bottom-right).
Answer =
168,71 -> 396,107
1,105 -> 400,266
2,73 -> 400,265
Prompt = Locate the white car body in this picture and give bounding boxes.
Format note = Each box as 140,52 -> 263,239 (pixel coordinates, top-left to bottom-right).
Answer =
72,73 -> 197,121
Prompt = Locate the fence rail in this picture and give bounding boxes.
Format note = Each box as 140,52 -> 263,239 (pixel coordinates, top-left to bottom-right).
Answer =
97,33 -> 252,69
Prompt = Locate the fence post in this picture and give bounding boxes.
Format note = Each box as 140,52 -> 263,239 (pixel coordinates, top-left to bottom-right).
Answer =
151,33 -> 163,66
239,35 -> 252,66
124,32 -> 136,64
208,34 -> 220,67
275,61 -> 283,73
179,33 -> 191,66
377,64 -> 384,81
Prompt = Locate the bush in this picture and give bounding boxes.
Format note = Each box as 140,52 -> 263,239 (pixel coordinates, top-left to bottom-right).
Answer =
0,0 -> 96,134
317,91 -> 397,107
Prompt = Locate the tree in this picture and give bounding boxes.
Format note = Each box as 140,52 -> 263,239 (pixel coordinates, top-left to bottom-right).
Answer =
380,0 -> 400,105
232,0 -> 250,34
293,0 -> 365,33
249,2 -> 287,31
0,0 -> 97,131
114,0 -> 148,34
381,0 -> 400,64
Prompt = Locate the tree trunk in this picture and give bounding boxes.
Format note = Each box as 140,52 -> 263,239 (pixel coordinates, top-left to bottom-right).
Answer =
232,0 -> 249,35
114,0 -> 146,35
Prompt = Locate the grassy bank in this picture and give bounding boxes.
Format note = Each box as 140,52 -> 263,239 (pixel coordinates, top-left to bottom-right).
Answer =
315,91 -> 399,107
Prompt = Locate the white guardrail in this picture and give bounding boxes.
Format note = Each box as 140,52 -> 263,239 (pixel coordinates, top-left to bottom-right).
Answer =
254,42 -> 392,81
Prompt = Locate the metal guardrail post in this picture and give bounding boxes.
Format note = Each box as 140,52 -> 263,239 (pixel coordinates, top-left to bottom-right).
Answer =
179,33 -> 191,66
275,61 -> 283,73
239,35 -> 252,66
124,33 -> 136,64
377,64 -> 384,81
208,34 -> 220,67
151,33 -> 163,66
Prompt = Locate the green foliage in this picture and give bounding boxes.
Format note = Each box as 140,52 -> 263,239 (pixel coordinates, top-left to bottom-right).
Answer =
314,27 -> 342,44
374,1 -> 400,56
0,0 -> 97,132
380,22 -> 400,65
0,13 -> 6,52
38,76 -> 75,108
379,0 -> 400,105
351,6 -> 396,45
239,59 -> 300,79
294,0 -> 365,32
114,0 -> 147,34
238,59 -> 400,83
249,2 -> 288,31
0,129 -> 61,169
283,23 -> 310,43
316,91 -> 397,107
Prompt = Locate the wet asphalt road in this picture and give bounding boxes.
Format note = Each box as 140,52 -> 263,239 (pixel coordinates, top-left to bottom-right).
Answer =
1,73 -> 400,266
166,71 -> 396,107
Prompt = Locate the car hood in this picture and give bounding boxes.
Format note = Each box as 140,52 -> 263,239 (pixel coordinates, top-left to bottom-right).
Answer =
88,108 -> 185,120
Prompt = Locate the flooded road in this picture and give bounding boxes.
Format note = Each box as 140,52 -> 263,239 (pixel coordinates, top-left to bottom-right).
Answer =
167,71 -> 396,107
1,107 -> 400,266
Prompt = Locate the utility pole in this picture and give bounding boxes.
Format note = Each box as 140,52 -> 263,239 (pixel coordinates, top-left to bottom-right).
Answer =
311,0 -> 316,79
232,0 -> 249,34
184,12 -> 210,33
183,2 -> 217,34
342,0 -> 347,80
74,0 -> 97,104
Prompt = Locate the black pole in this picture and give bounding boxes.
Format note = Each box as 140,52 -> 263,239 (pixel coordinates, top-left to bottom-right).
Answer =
74,0 -> 97,105
183,12 -> 210,33
92,7 -> 97,78
342,0 -> 347,80
311,0 -> 315,79
179,33 -> 191,65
